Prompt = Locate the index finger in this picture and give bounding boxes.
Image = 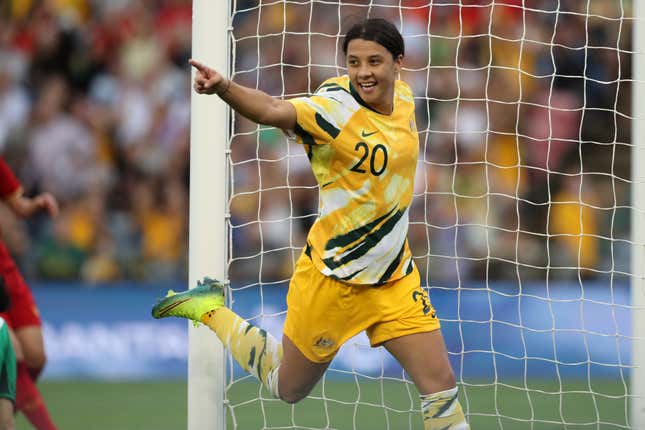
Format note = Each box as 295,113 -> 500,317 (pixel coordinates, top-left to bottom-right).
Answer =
189,59 -> 208,73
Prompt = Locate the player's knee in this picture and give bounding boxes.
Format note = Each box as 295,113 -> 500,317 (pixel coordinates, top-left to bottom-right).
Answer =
279,386 -> 312,404
280,393 -> 306,404
24,350 -> 46,371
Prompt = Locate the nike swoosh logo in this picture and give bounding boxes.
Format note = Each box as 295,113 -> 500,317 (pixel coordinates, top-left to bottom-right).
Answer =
361,130 -> 378,138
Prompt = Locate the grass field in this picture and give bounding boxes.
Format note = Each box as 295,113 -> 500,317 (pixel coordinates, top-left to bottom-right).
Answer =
17,379 -> 629,430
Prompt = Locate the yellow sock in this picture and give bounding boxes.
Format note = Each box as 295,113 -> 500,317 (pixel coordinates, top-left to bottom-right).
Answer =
420,387 -> 470,430
201,308 -> 282,397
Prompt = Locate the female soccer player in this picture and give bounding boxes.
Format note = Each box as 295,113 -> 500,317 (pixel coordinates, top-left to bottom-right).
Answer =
0,156 -> 58,430
153,18 -> 470,430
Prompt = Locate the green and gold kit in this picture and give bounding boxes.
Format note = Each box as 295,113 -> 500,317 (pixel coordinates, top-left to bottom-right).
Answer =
287,75 -> 419,285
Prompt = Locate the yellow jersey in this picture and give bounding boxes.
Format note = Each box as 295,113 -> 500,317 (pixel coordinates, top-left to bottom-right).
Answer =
287,75 -> 418,285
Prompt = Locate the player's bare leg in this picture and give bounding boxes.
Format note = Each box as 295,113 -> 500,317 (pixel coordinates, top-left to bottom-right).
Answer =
384,330 -> 455,394
384,330 -> 469,430
0,398 -> 14,430
7,327 -> 57,430
15,327 -> 46,379
278,335 -> 329,403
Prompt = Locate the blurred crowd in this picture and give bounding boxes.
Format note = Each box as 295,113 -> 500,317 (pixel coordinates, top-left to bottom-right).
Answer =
1,0 -> 192,282
0,0 -> 634,285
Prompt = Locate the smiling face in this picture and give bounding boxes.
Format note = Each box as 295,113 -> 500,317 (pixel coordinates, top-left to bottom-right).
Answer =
346,38 -> 402,115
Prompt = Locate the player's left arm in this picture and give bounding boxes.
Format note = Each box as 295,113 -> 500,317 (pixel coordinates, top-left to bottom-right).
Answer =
6,187 -> 59,219
189,59 -> 297,130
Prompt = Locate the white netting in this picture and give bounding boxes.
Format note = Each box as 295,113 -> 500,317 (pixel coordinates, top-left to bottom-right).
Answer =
225,1 -> 635,429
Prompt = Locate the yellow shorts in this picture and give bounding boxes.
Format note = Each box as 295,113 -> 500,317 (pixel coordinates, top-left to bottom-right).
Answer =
283,251 -> 441,363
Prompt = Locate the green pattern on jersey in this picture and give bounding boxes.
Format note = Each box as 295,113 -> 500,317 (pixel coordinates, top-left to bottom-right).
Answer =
288,75 -> 419,285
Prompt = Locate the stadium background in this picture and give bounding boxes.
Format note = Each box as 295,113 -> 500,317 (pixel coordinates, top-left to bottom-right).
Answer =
0,0 -> 634,429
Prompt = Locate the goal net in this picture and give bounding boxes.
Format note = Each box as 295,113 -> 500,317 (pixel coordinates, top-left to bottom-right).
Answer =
214,1 -> 638,429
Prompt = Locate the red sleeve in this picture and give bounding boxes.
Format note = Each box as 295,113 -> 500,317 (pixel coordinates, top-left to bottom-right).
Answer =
0,158 -> 20,199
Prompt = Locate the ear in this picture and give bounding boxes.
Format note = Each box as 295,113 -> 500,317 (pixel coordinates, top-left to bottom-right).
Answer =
393,54 -> 403,74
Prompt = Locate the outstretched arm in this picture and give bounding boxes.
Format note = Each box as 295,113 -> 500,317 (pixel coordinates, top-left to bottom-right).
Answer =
189,59 -> 297,131
6,188 -> 59,219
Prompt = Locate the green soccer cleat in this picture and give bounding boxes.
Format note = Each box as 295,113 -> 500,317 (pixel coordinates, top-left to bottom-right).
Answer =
151,277 -> 225,322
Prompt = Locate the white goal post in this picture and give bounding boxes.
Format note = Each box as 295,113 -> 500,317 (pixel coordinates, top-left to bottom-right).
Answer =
188,1 -> 229,429
189,1 -> 642,429
631,0 -> 645,427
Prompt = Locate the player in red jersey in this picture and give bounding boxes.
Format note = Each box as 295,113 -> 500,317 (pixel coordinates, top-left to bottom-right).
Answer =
0,156 -> 58,429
